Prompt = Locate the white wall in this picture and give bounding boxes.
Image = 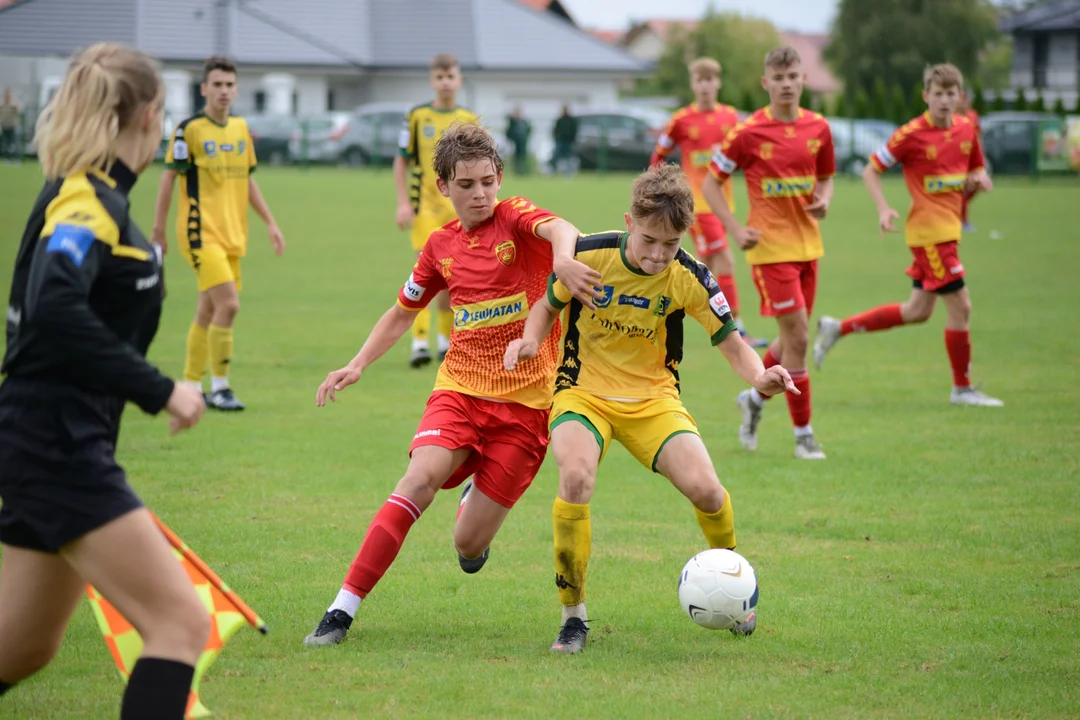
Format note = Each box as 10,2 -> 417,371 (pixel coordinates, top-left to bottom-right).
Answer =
0,54 -> 69,114
624,32 -> 665,63
1047,32 -> 1079,91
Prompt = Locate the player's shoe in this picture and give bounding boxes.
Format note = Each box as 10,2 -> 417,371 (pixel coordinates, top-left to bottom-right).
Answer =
730,611 -> 756,636
950,386 -> 1004,407
794,434 -> 826,460
207,388 -> 245,411
456,481 -> 491,574
550,617 -> 589,654
302,609 -> 353,646
739,329 -> 770,349
813,316 -> 842,370
736,390 -> 762,451
409,346 -> 432,368
962,221 -> 975,233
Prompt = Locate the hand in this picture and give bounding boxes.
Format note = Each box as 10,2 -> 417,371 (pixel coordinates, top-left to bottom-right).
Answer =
268,224 -> 285,256
316,365 -> 362,406
395,203 -> 414,231
165,383 -> 206,435
151,227 -> 167,256
504,339 -> 539,372
804,194 -> 829,219
553,255 -> 604,311
733,225 -> 762,251
877,207 -> 900,238
751,365 -> 800,398
967,170 -> 992,193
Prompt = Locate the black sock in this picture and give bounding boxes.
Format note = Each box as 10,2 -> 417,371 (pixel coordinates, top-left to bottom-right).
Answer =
0,679 -> 14,696
120,658 -> 195,720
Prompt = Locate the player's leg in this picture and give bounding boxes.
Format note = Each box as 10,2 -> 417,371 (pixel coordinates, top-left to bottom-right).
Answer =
189,246 -> 243,410
696,214 -> 767,348
0,545 -> 85,690
961,188 -> 978,231
182,291 -> 213,395
63,508 -> 211,719
941,286 -> 1002,406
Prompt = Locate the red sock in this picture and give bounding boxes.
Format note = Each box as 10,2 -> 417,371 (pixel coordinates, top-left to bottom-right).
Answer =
840,303 -> 904,336
715,274 -> 740,318
785,368 -> 812,427
763,347 -> 780,369
944,329 -> 971,388
342,493 -> 421,598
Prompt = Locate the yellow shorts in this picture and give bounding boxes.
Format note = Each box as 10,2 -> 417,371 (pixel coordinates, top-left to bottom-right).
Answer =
180,243 -> 242,292
549,388 -> 699,472
411,210 -> 455,252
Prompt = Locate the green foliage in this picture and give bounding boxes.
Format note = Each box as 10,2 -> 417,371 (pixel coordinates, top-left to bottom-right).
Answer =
889,84 -> 909,124
1051,97 -> 1067,116
971,82 -> 987,115
632,11 -> 781,107
1014,89 -> 1028,111
740,87 -> 759,113
1030,88 -> 1046,112
910,82 -> 926,118
852,89 -> 870,119
832,92 -> 848,118
991,92 -> 1007,111
825,0 -> 1002,98
976,37 -> 1014,91
870,77 -> 889,119
1073,94 -> 1080,115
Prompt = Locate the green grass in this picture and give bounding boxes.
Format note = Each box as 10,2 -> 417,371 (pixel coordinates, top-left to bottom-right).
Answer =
1,163 -> 1078,719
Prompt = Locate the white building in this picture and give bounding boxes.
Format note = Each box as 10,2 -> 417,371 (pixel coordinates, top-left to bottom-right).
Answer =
0,0 -> 649,136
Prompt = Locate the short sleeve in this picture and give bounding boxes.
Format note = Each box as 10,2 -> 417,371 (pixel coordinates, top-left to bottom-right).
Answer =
500,196 -> 558,240
709,126 -> 746,182
968,130 -> 986,172
546,272 -> 572,310
396,239 -> 446,310
816,122 -> 836,179
653,114 -> 682,159
165,123 -> 193,173
398,109 -> 415,159
246,123 -> 257,173
870,126 -> 910,172
678,257 -> 737,345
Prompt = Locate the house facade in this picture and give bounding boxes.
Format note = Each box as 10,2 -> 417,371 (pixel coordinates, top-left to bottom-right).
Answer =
1001,0 -> 1080,107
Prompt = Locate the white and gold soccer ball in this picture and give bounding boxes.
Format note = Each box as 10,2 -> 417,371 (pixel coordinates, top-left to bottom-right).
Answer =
678,549 -> 758,630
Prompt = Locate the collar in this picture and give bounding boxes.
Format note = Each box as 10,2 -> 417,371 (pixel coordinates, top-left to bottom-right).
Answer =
109,160 -> 137,195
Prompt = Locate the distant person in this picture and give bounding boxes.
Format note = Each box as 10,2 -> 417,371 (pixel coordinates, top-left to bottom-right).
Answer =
506,106 -> 532,175
958,89 -> 982,231
552,104 -> 578,176
0,88 -> 21,164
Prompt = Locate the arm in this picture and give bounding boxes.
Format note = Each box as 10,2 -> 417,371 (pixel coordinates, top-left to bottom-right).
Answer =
504,293 -> 560,371
862,164 -> 900,238
315,303 -> 416,405
392,154 -> 414,230
703,173 -> 759,250
151,169 -> 177,253
716,332 -> 797,397
535,217 -> 603,309
650,116 -> 679,166
966,132 -> 992,192
249,176 -> 285,255
805,176 -> 834,219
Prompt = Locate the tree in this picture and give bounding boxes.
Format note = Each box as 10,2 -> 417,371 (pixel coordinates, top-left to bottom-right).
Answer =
853,89 -> 870,119
825,0 -> 1002,98
976,37 -> 1013,91
870,77 -> 889,119
1052,96 -> 1067,116
741,88 -> 759,113
890,84 -> 909,123
910,83 -> 926,118
632,11 -> 782,107
1014,89 -> 1028,111
1073,94 -> 1080,115
991,92 -> 1007,111
971,82 -> 987,114
833,93 -> 849,118
1030,88 -> 1046,112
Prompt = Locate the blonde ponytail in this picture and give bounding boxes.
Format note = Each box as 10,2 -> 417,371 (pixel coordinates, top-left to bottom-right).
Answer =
35,43 -> 161,180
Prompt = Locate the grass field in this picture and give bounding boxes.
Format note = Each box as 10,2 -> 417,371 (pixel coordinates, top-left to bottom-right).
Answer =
0,162 -> 1078,719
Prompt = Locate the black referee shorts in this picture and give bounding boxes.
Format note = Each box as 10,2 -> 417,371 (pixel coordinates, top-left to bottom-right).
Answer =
0,378 -> 143,553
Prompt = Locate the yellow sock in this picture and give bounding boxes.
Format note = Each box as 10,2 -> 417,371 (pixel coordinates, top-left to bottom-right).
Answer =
412,308 -> 431,343
207,324 -> 234,379
437,310 -> 454,340
553,497 -> 591,607
183,323 -> 209,383
695,490 -> 736,550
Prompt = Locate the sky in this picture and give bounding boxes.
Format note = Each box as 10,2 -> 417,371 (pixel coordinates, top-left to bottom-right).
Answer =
558,0 -> 840,34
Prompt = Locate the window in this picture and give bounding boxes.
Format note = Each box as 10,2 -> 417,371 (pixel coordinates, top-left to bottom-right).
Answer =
327,89 -> 336,111
1033,33 -> 1049,88
191,83 -> 205,112
254,91 -> 266,113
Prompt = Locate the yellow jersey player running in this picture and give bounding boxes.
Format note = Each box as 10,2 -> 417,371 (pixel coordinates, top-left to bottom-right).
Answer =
504,165 -> 798,653
152,56 -> 285,411
394,53 -> 478,368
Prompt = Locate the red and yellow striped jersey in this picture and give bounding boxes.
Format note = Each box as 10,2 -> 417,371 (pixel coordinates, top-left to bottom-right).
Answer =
709,108 -> 836,265
869,112 -> 985,248
652,103 -> 739,214
397,197 -> 560,409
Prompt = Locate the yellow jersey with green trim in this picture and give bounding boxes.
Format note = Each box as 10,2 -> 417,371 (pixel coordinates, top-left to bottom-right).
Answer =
397,103 -> 478,222
166,112 -> 256,256
547,231 -> 737,400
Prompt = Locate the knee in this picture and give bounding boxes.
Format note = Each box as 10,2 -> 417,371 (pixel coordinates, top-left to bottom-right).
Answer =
686,474 -> 725,514
142,597 -> 210,662
947,296 -> 972,325
453,523 -> 491,559
214,297 -> 240,323
1,638 -> 63,682
558,462 -> 596,504
395,469 -> 442,509
903,301 -> 934,324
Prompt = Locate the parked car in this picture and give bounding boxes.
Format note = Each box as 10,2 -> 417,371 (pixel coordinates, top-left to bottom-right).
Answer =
979,111 -> 1061,175
826,117 -> 897,174
290,111 -> 352,163
338,102 -> 409,166
246,114 -> 300,166
573,106 -> 675,172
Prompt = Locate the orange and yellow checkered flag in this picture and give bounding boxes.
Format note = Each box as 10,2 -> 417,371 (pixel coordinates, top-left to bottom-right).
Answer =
85,514 -> 268,719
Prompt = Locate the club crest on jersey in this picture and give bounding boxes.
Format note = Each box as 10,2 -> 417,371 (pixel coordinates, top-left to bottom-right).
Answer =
439,257 -> 453,279
785,126 -> 797,138
495,240 -> 516,266
807,138 -> 822,155
759,142 -> 774,160
688,125 -> 700,140
203,140 -> 217,158
960,141 -> 972,155
653,295 -> 672,317
423,124 -> 436,138
926,145 -> 938,160
594,285 -> 615,309
238,140 -> 246,155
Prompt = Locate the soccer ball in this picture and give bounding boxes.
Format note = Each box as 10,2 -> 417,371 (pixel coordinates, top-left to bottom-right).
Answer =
678,549 -> 758,630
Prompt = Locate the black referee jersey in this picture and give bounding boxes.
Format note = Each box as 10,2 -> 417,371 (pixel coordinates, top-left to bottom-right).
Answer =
2,160 -> 173,417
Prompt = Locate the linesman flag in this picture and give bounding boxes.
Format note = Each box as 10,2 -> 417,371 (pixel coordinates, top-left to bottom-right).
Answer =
85,513 -> 268,718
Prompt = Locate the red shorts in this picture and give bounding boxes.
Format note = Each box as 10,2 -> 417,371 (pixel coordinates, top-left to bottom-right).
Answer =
907,241 -> 966,294
751,260 -> 818,317
689,213 -> 728,257
409,390 -> 550,509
